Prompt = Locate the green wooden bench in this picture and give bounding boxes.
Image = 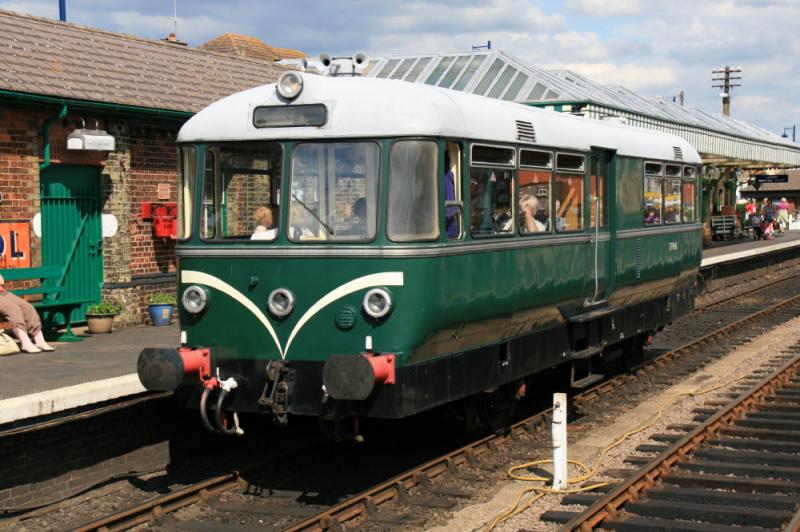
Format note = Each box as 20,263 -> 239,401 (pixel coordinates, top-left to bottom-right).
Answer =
1,266 -> 87,342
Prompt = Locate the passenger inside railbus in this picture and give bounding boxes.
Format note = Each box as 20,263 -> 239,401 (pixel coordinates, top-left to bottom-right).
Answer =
251,206 -> 277,240
519,193 -> 546,232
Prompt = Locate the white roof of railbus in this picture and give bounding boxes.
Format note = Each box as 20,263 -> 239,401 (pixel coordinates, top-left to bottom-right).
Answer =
178,73 -> 701,164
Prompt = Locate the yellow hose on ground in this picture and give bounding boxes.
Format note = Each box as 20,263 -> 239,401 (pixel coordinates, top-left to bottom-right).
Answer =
484,375 -> 745,531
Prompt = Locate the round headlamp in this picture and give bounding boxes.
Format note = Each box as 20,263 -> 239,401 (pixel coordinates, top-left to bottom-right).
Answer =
363,288 -> 393,319
182,285 -> 208,314
268,288 -> 295,318
276,72 -> 303,100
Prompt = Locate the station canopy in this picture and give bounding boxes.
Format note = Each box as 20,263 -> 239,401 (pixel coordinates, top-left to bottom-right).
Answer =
362,50 -> 800,170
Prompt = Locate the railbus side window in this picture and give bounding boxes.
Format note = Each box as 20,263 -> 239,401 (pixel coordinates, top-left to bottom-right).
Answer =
682,166 -> 697,222
469,144 -> 515,237
644,162 -> 663,225
554,153 -> 585,232
519,149 -> 552,234
202,143 -> 283,240
177,145 -> 197,240
201,149 -> 216,239
664,164 -> 682,224
589,155 -> 607,228
387,140 -> 439,242
443,142 -> 463,240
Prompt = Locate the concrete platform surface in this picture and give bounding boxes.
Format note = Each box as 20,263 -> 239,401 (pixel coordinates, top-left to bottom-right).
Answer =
701,229 -> 800,267
0,324 -> 177,424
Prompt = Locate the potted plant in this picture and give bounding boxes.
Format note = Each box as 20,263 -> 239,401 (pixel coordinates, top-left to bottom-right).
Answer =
86,301 -> 122,334
148,292 -> 176,326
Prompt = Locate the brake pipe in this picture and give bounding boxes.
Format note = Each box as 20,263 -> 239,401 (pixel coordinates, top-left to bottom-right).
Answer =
215,378 -> 244,436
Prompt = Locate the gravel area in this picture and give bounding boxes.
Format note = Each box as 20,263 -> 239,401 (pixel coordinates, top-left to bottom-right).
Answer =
432,313 -> 800,532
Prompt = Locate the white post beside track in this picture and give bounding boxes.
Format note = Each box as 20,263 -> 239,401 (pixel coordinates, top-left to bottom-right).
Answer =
552,392 -> 568,489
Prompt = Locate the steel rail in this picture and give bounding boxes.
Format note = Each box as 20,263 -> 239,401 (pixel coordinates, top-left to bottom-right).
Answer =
72,290 -> 800,532
575,290 -> 800,407
287,292 -> 800,531
284,414 -> 547,532
560,352 -> 800,531
70,442 -> 326,532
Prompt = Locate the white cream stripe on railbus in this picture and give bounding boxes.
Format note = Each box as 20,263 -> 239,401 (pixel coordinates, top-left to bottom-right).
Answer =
182,270 -> 405,360
182,270 -> 285,358
283,271 -> 404,358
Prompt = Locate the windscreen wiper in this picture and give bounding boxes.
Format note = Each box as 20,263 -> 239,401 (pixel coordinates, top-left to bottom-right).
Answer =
291,193 -> 336,235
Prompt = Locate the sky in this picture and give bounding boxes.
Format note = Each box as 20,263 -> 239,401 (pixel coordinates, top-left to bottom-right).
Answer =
1,0 -> 798,137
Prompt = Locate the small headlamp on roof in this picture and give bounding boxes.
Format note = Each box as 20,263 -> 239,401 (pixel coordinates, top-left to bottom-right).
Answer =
277,72 -> 304,100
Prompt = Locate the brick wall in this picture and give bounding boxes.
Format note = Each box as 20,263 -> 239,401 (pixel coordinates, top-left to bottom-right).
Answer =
0,398 -> 177,510
0,103 -> 186,326
0,107 -> 42,270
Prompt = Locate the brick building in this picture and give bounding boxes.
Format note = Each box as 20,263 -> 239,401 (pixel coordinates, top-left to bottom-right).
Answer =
0,10 -> 291,326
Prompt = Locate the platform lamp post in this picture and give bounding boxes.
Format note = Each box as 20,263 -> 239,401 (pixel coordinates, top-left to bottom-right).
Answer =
783,126 -> 796,143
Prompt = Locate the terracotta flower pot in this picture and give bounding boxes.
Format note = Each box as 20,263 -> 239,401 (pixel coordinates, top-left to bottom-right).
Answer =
87,314 -> 114,334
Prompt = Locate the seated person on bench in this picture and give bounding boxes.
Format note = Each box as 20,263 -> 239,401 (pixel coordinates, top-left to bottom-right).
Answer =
0,274 -> 54,353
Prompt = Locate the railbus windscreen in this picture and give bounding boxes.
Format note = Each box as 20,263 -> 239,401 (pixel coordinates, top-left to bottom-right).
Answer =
289,142 -> 380,242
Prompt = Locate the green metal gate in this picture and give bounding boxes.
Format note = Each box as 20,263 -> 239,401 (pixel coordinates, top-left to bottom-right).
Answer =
40,165 -> 103,322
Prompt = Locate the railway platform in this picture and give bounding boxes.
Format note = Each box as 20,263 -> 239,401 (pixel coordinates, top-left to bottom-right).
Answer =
701,229 -> 800,268
2,231 -> 800,429
0,324 -> 177,427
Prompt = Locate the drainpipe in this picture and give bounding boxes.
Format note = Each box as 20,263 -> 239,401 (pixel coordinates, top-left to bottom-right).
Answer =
40,104 -> 68,171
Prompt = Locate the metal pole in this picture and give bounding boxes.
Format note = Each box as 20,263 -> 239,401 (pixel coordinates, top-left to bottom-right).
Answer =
59,0 -> 66,21
552,392 -> 568,489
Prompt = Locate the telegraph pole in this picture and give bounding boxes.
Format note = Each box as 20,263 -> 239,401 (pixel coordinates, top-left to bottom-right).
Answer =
712,66 -> 742,116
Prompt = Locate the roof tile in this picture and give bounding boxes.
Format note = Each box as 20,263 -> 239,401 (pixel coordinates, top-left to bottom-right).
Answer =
0,9 -> 288,112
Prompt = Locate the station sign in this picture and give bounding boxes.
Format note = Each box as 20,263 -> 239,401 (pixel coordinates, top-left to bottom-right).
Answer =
0,221 -> 31,268
755,174 -> 789,183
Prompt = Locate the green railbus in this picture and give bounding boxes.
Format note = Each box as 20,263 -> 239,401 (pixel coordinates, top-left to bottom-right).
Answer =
138,70 -> 702,435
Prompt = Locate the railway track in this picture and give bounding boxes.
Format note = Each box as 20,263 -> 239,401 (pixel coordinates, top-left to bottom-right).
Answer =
549,348 -> 800,531
66,281 -> 800,531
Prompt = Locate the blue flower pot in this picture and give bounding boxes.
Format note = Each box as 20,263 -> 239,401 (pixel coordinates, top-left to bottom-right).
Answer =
149,304 -> 174,326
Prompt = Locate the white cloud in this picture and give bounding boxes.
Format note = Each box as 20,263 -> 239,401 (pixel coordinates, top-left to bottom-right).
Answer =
551,62 -> 678,91
108,11 -> 229,44
0,1 -> 56,18
378,0 -> 565,34
737,95 -> 777,111
564,0 -> 644,17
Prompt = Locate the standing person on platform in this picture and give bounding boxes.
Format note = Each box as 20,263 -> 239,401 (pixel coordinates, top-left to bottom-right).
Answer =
0,274 -> 54,353
778,197 -> 790,234
744,198 -> 756,222
761,198 -> 776,240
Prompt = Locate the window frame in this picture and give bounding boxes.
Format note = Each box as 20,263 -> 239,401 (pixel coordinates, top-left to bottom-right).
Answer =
287,139 -> 382,244
386,138 -> 440,243
177,145 -> 197,241
197,141 -> 285,243
643,160 -> 664,226
682,165 -> 698,223
519,148 -> 553,170
444,141 -> 464,241
470,143 -> 516,168
555,152 -> 586,174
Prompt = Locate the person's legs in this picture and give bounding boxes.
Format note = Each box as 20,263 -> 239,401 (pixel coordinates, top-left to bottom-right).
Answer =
0,292 -> 44,353
32,331 -> 54,351
16,295 -> 53,350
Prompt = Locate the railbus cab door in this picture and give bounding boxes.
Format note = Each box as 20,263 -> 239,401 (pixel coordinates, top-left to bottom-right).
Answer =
582,149 -> 615,304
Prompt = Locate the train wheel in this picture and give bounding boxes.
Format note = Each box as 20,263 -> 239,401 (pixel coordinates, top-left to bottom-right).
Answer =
478,380 -> 524,434
622,335 -> 647,371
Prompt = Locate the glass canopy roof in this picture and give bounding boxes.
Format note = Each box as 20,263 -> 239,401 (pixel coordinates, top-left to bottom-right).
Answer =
364,50 -> 797,159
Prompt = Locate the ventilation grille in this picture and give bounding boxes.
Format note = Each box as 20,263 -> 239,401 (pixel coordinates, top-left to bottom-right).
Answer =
673,146 -> 683,160
516,120 -> 536,143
